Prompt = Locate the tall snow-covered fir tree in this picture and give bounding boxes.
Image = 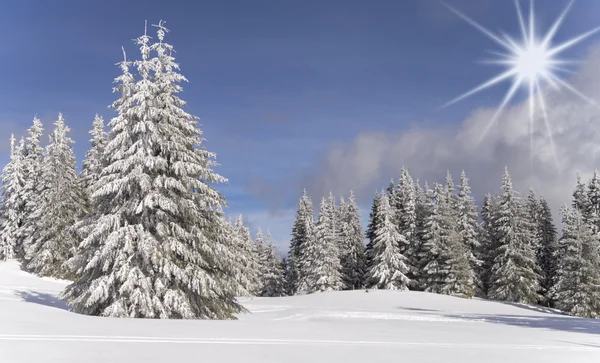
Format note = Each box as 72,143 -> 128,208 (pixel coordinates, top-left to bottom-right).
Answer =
0,135 -> 26,261
394,168 -> 418,280
586,170 -> 600,232
25,114 -> 87,278
364,192 -> 410,290
67,115 -> 109,276
18,117 -> 45,261
364,191 -> 382,275
303,194 -> 343,292
479,193 -> 499,295
537,196 -> 558,306
552,206 -> 600,318
288,189 -> 315,294
487,168 -> 541,304
456,170 -> 482,294
572,174 -> 588,218
62,22 -> 244,319
337,191 -> 365,290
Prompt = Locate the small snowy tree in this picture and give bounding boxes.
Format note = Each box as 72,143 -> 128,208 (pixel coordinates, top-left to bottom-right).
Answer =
364,191 -> 382,277
487,168 -> 541,304
537,197 -> 558,306
0,135 -> 26,260
552,206 -> 600,318
364,193 -> 410,290
62,22 -> 244,319
572,174 -> 588,218
338,191 -> 365,290
259,231 -> 286,297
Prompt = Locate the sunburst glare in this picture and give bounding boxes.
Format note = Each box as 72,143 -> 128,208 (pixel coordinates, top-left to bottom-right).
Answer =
443,0 -> 600,170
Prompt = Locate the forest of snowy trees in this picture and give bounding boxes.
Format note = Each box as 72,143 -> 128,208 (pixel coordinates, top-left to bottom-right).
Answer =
0,20 -> 599,320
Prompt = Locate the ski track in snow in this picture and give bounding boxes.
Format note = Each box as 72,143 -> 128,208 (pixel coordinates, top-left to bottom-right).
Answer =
0,334 -> 597,351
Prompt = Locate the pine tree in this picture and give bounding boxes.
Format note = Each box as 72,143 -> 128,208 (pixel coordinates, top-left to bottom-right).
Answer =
586,170 -> 600,233
479,193 -> 500,295
572,174 -> 588,218
259,231 -> 286,297
304,195 -> 343,292
26,114 -> 87,278
456,170 -> 482,294
412,181 -> 429,290
364,193 -> 410,290
537,197 -> 558,306
67,115 -> 109,276
487,168 -> 541,304
395,168 -> 418,280
553,206 -> 600,318
18,117 -> 45,261
62,22 -> 244,319
234,215 -> 261,296
364,191 -> 382,281
0,136 -> 26,260
338,191 -> 365,290
288,189 -> 315,294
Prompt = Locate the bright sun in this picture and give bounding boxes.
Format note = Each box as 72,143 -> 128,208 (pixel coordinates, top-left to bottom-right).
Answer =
443,0 -> 600,170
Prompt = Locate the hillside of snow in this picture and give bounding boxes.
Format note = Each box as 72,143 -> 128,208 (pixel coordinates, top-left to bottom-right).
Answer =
1,260 -> 599,363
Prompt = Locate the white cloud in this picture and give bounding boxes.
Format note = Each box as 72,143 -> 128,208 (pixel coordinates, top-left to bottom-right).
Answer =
308,43 -> 600,218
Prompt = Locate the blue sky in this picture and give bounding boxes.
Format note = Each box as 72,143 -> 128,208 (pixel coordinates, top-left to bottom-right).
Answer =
2,0 -> 600,251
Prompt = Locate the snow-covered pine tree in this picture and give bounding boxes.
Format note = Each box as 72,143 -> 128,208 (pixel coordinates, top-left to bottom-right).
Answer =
412,181 -> 429,290
25,114 -> 86,278
572,174 -> 588,219
487,168 -> 541,304
525,188 -> 542,254
386,178 -> 396,200
17,117 -> 45,261
587,170 -> 600,232
338,191 -> 365,290
395,167 -> 418,280
259,231 -> 286,297
364,191 -> 382,283
364,192 -> 410,290
0,135 -> 26,260
456,170 -> 483,295
80,114 -> 108,195
62,22 -> 244,319
67,114 -> 109,277
234,215 -> 261,296
304,194 -> 343,292
479,193 -> 500,296
537,197 -> 558,306
552,206 -> 600,318
288,189 -> 315,294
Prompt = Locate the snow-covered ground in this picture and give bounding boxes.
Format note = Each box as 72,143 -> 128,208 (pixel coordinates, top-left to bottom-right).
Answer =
1,260 -> 599,363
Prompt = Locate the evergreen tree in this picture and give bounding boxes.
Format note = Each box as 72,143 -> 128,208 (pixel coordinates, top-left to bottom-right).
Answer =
395,167 -> 418,279
26,114 -> 86,278
456,170 -> 482,294
0,136 -> 26,260
364,191 -> 382,281
259,231 -> 286,297
487,168 -> 541,304
364,193 -> 410,290
572,174 -> 588,218
537,197 -> 558,306
304,195 -> 343,292
288,189 -> 314,294
62,23 -> 244,319
18,117 -> 45,260
412,181 -> 429,290
553,206 -> 600,318
338,191 -> 365,290
479,193 -> 500,295
234,215 -> 261,296
586,170 -> 600,233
